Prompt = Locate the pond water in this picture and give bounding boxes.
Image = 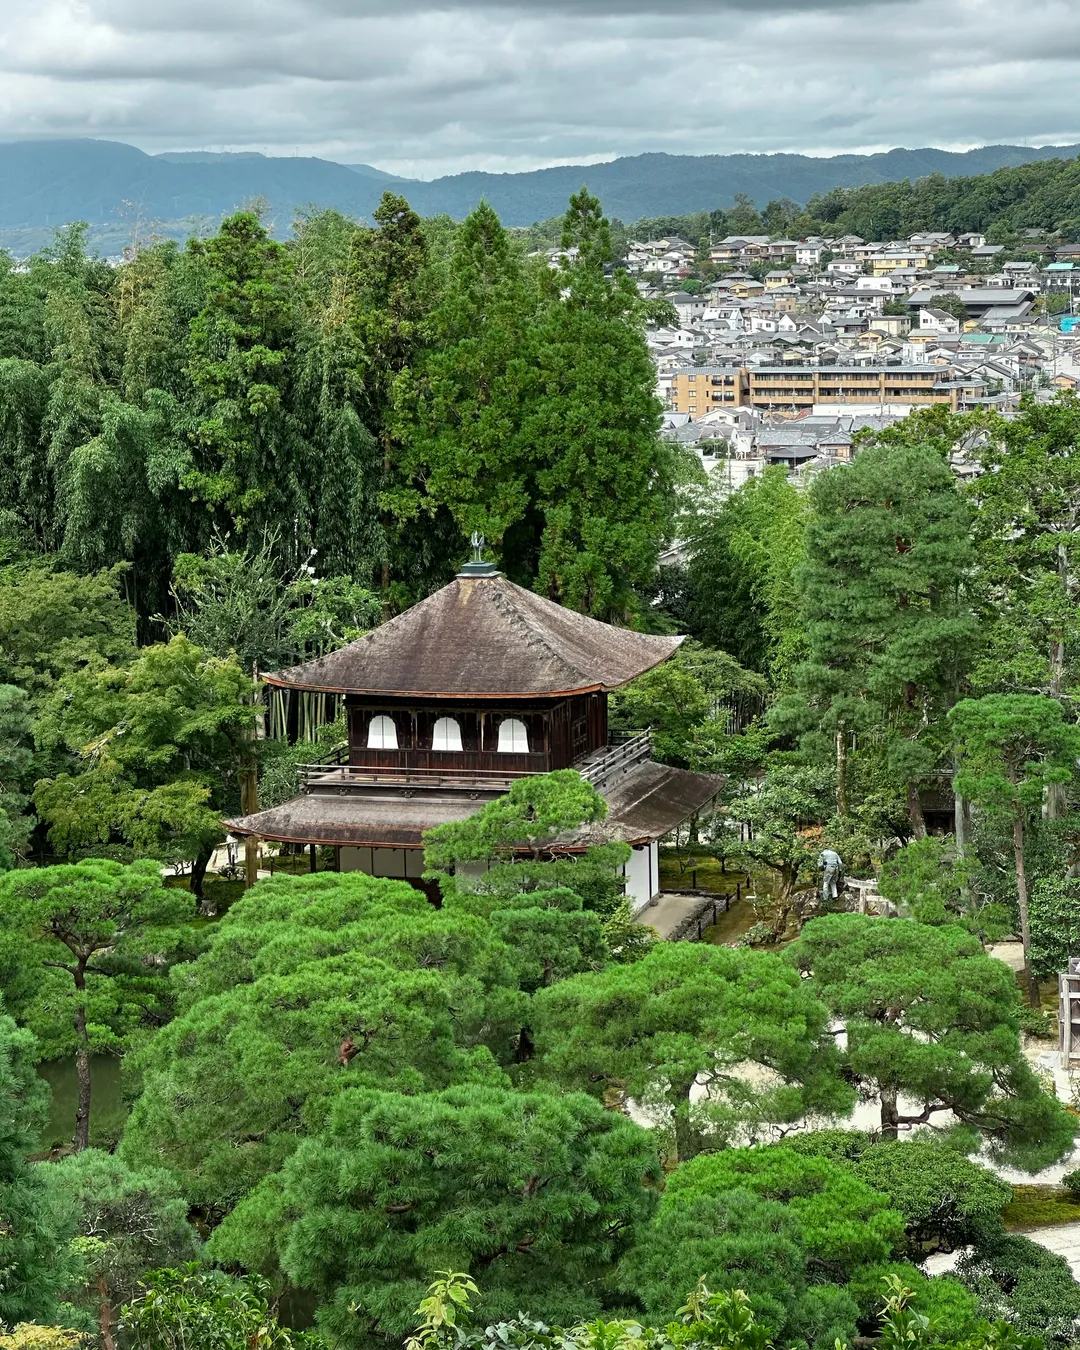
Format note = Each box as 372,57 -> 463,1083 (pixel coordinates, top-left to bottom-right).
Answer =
36,1055 -> 129,1151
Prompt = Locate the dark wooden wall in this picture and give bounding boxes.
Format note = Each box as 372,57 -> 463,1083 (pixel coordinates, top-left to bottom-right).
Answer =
345,693 -> 609,772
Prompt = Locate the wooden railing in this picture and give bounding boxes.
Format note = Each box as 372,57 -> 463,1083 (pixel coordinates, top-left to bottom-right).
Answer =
297,731 -> 651,795
299,762 -> 528,792
579,731 -> 652,787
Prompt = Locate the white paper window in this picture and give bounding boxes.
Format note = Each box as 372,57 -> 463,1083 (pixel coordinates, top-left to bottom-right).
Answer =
432,717 -> 463,751
497,718 -> 530,753
367,715 -> 398,749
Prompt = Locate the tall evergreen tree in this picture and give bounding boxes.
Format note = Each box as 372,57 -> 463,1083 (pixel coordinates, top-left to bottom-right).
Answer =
349,193 -> 454,597
524,190 -> 675,618
949,693 -> 1080,1005
395,202 -> 533,569
185,212 -> 309,563
773,439 -> 978,830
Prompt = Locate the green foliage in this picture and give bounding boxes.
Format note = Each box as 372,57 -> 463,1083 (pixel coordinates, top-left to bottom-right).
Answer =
527,192 -> 676,617
34,634 -> 258,873
665,1146 -> 905,1273
619,1188 -> 859,1350
789,914 -> 1076,1169
48,1150 -> 199,1341
0,859 -> 194,1146
968,396 -> 1080,696
0,1329 -> 85,1350
725,765 -> 834,929
168,538 -> 381,674
950,694 -> 1080,819
120,873 -> 510,1212
617,1146 -> 905,1349
949,692 -> 1080,1000
0,1007 -> 77,1326
407,1275 -> 781,1350
956,1235 -> 1080,1346
685,467 -> 807,683
0,560 -> 134,715
0,684 -> 34,867
216,1085 -> 660,1344
423,770 -> 609,872
0,194 -> 673,617
119,1264 -> 321,1349
441,841 -> 632,923
609,642 -> 766,769
879,837 -> 1010,942
1026,874 -> 1080,979
533,941 -> 853,1162
806,155 -> 1080,240
843,1140 -> 1012,1253
185,213 -> 300,535
772,438 -> 978,825
394,202 -> 534,559
405,1271 -> 480,1350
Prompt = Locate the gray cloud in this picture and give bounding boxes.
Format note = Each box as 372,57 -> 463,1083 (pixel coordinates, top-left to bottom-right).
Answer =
0,0 -> 1076,177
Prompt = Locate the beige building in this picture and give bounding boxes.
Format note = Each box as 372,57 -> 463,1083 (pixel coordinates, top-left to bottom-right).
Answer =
746,365 -> 980,413
669,366 -> 747,415
671,364 -> 981,418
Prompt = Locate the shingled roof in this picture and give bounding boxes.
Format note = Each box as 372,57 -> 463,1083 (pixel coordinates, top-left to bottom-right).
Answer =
265,573 -> 683,698
225,761 -> 722,848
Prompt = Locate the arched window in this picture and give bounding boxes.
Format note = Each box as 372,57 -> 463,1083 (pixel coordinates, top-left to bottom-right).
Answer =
497,718 -> 529,753
431,717 -> 463,751
367,714 -> 398,749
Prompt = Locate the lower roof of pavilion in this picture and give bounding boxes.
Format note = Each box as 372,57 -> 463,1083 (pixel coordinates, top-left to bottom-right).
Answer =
225,760 -> 722,850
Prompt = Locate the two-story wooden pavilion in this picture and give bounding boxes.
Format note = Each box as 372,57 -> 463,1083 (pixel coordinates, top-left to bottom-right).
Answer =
226,555 -> 721,913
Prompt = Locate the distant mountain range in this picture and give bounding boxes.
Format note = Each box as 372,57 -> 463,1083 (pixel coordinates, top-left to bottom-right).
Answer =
0,138 -> 1077,252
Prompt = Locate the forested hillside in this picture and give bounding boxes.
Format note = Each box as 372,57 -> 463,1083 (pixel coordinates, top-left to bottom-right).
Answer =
526,153 -> 1080,253
1,138 -> 1079,254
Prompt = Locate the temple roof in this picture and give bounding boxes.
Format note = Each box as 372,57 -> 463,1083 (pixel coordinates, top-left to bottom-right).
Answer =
264,574 -> 683,698
225,761 -> 722,849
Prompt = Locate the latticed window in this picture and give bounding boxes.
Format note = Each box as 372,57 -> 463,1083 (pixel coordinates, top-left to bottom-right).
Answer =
367,715 -> 398,749
432,717 -> 463,751
497,718 -> 529,753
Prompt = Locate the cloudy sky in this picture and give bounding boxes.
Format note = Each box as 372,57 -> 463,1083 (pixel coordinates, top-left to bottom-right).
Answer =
0,0 -> 1076,178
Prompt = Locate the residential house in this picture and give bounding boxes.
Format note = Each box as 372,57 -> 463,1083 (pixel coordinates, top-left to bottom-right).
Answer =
918,307 -> 962,336
764,268 -> 796,289
870,313 -> 913,337
871,249 -> 931,276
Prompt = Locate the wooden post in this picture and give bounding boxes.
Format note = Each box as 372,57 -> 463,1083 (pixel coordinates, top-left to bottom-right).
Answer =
240,662 -> 263,892
309,843 -> 318,874
244,835 -> 260,890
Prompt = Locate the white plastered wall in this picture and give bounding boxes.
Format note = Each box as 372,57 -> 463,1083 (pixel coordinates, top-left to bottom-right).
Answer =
623,843 -> 659,916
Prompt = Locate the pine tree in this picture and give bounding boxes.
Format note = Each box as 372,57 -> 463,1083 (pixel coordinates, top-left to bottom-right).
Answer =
773,439 -> 978,830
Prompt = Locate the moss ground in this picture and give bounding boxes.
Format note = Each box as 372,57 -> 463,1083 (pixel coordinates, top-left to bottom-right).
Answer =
1003,1185 -> 1080,1231
657,848 -> 748,896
